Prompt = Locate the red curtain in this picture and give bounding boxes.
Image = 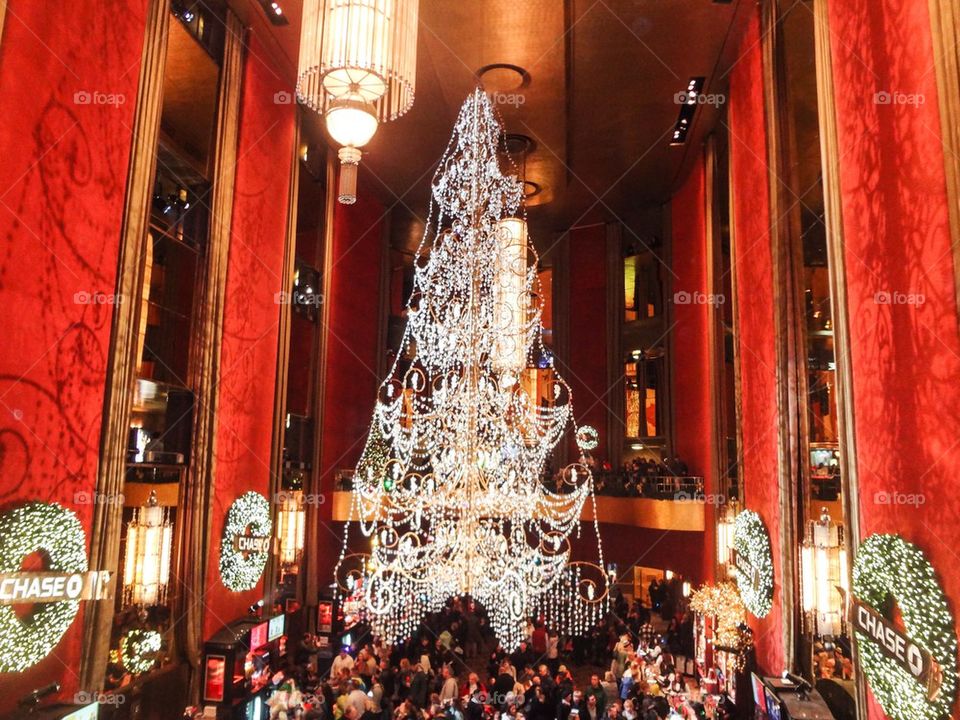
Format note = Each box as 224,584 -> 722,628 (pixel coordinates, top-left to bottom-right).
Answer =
566,224 -> 609,455
671,157 -> 713,583
827,0 -> 960,716
205,34 -> 295,636
0,0 -> 147,705
727,4 -> 785,673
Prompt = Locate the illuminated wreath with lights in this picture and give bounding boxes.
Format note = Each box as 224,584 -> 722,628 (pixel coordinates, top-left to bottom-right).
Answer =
0,502 -> 88,672
732,510 -> 774,618
119,628 -> 162,675
219,492 -> 272,592
853,534 -> 957,720
576,425 -> 599,451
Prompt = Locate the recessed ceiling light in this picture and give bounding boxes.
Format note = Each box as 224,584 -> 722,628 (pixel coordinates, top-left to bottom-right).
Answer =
258,0 -> 289,25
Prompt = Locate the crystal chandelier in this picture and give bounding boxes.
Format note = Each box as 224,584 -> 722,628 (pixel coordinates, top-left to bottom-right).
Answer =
335,89 -> 608,651
296,0 -> 419,204
122,491 -> 173,607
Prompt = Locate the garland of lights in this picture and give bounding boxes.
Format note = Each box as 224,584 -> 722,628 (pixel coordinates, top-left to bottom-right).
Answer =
0,502 -> 88,672
335,89 -> 608,651
853,534 -> 957,720
119,628 -> 162,675
219,492 -> 272,592
732,510 -> 774,618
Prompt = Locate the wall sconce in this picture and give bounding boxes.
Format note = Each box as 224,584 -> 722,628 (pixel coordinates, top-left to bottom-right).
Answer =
801,507 -> 849,637
123,490 -> 173,607
276,491 -> 305,568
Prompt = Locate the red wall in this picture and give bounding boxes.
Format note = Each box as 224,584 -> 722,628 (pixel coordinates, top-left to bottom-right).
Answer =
316,183 -> 384,580
727,5 -> 786,674
827,0 -> 960,716
566,224 -> 609,453
204,34 -> 295,636
670,157 -> 714,583
580,523 -> 706,586
0,0 -> 147,707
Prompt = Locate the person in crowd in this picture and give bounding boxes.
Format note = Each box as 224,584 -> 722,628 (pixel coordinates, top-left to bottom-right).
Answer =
439,664 -> 459,704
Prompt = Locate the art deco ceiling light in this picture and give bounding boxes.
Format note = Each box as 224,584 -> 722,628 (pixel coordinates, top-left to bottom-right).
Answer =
297,0 -> 418,204
334,90 -> 608,651
801,507 -> 849,638
122,491 -> 173,607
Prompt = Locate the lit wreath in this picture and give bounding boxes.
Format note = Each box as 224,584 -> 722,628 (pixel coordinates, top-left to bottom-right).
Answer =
119,628 -> 162,675
576,425 -> 599,451
219,492 -> 272,592
853,534 -> 957,720
0,502 -> 88,672
732,509 -> 774,618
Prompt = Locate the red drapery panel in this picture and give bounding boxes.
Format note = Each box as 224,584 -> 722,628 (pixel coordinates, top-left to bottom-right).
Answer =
0,0 -> 146,705
205,34 -> 295,636
727,5 -> 785,673
316,185 -> 384,580
566,224 -> 609,455
827,1 -> 960,716
670,157 -> 713,584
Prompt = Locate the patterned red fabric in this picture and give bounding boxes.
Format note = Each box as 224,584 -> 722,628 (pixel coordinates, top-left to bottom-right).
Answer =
826,1 -> 960,716
566,224 -> 609,453
727,5 -> 785,673
204,34 -> 295,636
316,183 -> 384,580
0,0 -> 147,705
671,157 -> 713,583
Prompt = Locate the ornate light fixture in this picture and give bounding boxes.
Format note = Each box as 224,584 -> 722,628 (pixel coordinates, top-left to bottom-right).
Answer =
716,503 -> 737,575
800,507 -> 848,637
123,491 -> 173,608
297,0 -> 419,204
276,491 -> 306,568
336,90 -> 608,651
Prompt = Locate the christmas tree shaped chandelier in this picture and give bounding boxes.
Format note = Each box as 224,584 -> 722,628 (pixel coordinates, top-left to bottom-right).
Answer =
336,89 -> 608,651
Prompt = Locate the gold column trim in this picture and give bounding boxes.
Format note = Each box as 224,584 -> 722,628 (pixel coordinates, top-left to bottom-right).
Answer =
0,0 -> 7,50
928,0 -> 960,327
761,0 -> 799,671
183,9 -> 245,684
814,0 -> 866,715
79,0 -> 171,693
264,119 -> 302,603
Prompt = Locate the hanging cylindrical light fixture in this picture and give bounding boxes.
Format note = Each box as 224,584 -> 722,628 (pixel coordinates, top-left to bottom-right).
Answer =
122,490 -> 173,607
276,491 -> 306,568
800,507 -> 848,637
297,0 -> 419,204
716,503 -> 737,574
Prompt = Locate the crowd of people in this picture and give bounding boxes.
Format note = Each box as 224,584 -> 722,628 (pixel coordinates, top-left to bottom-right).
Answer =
586,456 -> 702,499
258,593 -> 731,720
